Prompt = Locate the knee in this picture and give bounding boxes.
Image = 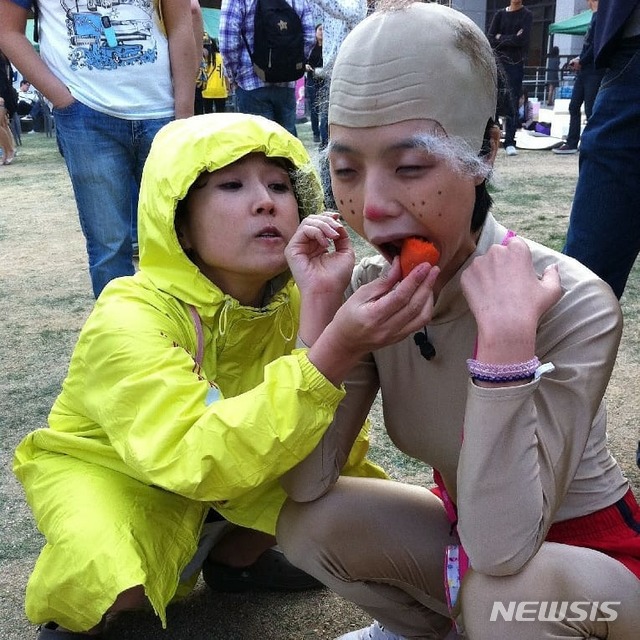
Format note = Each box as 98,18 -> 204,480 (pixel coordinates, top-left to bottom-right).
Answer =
276,497 -> 339,570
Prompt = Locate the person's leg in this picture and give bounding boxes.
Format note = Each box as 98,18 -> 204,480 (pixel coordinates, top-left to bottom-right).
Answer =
194,86 -> 204,115
130,116 -> 172,256
581,71 -> 604,120
270,86 -> 297,136
278,476 -> 454,639
236,86 -> 276,123
318,81 -> 329,149
53,102 -> 135,297
565,73 -> 585,149
202,97 -> 214,114
461,542 -> 640,640
0,121 -> 14,163
502,62 -> 523,149
213,98 -> 227,113
564,44 -> 640,299
306,82 -> 320,140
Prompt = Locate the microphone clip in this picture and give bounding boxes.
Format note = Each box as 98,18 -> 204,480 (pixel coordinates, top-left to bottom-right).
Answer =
414,327 -> 436,361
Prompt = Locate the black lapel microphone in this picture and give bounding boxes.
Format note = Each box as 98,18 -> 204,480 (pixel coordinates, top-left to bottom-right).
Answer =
414,327 -> 436,361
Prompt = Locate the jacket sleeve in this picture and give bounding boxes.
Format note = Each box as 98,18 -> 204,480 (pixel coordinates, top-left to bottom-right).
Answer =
57,296 -> 345,503
456,273 -> 622,576
280,351 -> 382,500
218,0 -> 243,83
312,0 -> 366,28
579,13 -> 597,68
487,11 -> 502,49
300,0 -> 316,59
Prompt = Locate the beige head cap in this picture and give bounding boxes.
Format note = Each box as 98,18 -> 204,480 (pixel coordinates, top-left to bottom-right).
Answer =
329,2 -> 497,153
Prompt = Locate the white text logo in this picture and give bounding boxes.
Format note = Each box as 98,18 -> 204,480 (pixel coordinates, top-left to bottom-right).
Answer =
489,601 -> 620,622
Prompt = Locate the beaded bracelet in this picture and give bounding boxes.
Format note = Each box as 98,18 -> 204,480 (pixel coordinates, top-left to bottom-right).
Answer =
466,356 -> 541,382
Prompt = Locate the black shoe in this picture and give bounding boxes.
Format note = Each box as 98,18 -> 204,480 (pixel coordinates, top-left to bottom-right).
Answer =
552,143 -> 577,155
202,547 -> 323,593
37,623 -> 101,638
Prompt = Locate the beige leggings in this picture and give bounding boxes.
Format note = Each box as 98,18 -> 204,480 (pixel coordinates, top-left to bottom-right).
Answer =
277,476 -> 639,640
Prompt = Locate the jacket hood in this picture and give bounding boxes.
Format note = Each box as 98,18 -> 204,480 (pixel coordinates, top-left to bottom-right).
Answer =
137,113 -> 323,308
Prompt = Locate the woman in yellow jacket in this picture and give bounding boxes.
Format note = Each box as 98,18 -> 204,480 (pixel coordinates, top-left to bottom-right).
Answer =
14,112 -> 437,638
202,38 -> 229,114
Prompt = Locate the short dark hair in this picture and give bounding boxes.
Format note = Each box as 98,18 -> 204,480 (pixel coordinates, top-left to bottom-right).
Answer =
470,119 -> 497,233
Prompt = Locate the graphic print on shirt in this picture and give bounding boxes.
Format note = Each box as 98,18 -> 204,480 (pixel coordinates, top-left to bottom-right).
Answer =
62,0 -> 159,71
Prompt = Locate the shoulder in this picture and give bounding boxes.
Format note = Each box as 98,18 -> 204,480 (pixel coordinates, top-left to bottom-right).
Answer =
525,238 -> 622,329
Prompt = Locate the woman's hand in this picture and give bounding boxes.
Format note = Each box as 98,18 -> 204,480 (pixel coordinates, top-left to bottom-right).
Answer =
286,213 -> 355,299
308,259 -> 439,385
461,237 -> 561,363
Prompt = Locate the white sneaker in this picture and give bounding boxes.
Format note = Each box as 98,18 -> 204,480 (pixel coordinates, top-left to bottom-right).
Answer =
505,145 -> 517,156
335,620 -> 408,640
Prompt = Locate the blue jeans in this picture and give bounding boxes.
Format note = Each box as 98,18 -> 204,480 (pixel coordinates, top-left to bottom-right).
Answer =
563,40 -> 640,299
53,102 -> 171,297
305,79 -> 322,139
565,69 -> 605,149
236,85 -> 297,136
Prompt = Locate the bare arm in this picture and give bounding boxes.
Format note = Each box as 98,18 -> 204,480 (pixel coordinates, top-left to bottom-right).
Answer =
0,0 -> 73,108
162,0 -> 198,118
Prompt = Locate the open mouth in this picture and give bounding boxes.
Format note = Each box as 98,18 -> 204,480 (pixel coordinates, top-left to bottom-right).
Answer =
257,226 -> 282,239
380,235 -> 429,259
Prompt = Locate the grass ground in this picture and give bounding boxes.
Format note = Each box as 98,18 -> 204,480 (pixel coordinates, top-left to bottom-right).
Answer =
0,122 -> 638,639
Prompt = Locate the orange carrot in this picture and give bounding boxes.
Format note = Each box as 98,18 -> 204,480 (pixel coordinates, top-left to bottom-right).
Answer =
400,237 -> 440,278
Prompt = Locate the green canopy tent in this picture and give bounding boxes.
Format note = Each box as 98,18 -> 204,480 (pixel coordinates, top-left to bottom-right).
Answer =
549,9 -> 592,35
202,8 -> 221,39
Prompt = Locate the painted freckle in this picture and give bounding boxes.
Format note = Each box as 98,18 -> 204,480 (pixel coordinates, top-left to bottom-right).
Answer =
350,209 -> 356,215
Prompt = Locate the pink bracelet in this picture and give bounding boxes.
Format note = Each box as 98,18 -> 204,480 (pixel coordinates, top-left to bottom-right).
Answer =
466,357 -> 541,382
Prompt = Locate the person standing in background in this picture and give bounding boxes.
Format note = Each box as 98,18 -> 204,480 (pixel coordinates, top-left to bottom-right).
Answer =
553,0 -> 604,155
219,0 -> 316,136
488,0 -> 533,157
545,45 -> 560,106
563,0 -> 640,302
305,23 -> 324,146
562,0 -> 640,470
310,0 -> 367,152
0,0 -> 198,298
202,38 -> 229,114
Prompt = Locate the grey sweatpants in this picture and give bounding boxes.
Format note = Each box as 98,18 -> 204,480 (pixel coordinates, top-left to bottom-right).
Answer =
276,476 -> 639,640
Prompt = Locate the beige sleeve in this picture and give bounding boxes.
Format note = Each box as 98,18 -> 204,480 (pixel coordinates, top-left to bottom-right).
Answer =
457,273 -> 623,576
280,352 -> 380,501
